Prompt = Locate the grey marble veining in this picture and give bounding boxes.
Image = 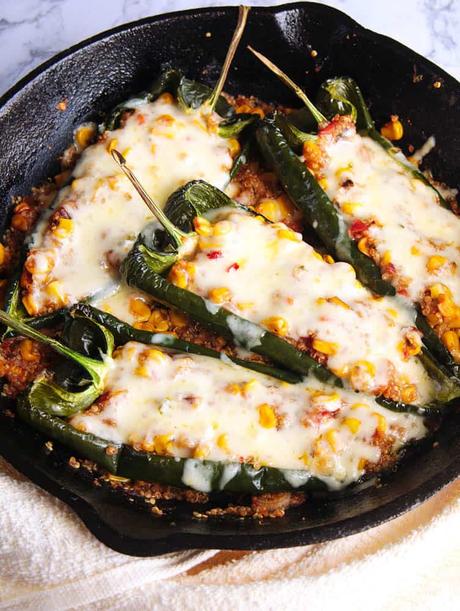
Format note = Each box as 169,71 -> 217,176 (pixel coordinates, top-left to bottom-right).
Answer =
0,0 -> 459,96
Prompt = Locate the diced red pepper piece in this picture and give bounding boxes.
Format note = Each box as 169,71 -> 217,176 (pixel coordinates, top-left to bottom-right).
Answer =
207,250 -> 222,259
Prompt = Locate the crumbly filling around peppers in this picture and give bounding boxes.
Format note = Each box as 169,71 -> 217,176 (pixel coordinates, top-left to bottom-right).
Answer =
0,95 -> 443,515
302,115 -> 460,363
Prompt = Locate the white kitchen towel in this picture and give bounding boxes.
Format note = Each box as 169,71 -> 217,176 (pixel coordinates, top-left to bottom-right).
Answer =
0,455 -> 459,611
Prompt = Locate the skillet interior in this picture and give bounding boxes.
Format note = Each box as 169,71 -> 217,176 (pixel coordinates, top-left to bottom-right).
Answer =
0,2 -> 459,556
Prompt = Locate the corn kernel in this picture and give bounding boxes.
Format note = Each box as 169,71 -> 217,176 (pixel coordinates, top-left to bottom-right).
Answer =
401,384 -> 417,403
241,379 -> 257,396
442,330 -> 460,354
256,198 -> 291,223
158,92 -> 174,105
351,360 -> 376,378
237,301 -> 254,311
387,308 -> 398,318
22,294 -> 37,315
193,216 -> 212,237
381,250 -> 392,266
53,217 -> 73,239
141,440 -> 155,452
193,444 -> 210,459
213,220 -> 232,236
217,433 -> 229,451
169,265 -> 188,289
277,228 -> 301,241
145,348 -> 168,363
373,412 -> 387,434
107,138 -> 118,153
357,237 -> 371,256
342,202 -> 361,215
427,255 -> 447,272
312,338 -> 338,356
351,402 -> 370,410
323,254 -> 335,265
170,310 -> 188,328
208,287 -> 232,304
300,452 -> 311,466
147,311 -> 170,332
262,316 -> 289,337
358,457 -> 367,471
129,297 -> 151,321
225,383 -> 241,395
430,283 -> 451,299
228,138 -> 240,158
45,280 -> 67,306
318,177 -> 328,190
439,299 -> 456,318
75,125 -> 95,150
154,434 -> 173,455
380,116 -> 404,140
156,114 -> 175,126
258,403 -> 277,428
344,417 -> 361,434
325,429 -> 338,452
411,245 -> 421,256
20,339 -> 39,362
135,365 -> 150,377
328,296 -> 350,309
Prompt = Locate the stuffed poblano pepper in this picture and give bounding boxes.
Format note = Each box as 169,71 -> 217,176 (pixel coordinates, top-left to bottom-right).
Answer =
18,6 -> 260,320
250,49 -> 460,380
120,172 -> 460,412
1,310 -> 429,493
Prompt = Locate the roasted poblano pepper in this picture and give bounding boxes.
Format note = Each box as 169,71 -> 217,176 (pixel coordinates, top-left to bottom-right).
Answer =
122,180 -> 340,387
6,309 -> 328,493
16,394 -> 328,493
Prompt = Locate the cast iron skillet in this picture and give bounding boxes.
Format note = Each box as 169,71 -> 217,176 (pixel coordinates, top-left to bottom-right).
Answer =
0,2 -> 459,557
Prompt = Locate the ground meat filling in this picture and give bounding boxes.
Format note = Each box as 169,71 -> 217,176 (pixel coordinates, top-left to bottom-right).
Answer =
0,337 -> 52,397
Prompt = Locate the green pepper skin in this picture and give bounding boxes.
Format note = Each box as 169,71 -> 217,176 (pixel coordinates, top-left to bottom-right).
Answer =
316,77 -> 450,210
16,398 -> 121,473
255,122 -> 396,296
119,447 -> 328,494
73,304 -> 303,384
15,397 -> 328,493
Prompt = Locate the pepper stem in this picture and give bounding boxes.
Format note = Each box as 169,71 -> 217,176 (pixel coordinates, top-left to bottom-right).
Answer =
206,5 -> 250,113
111,150 -> 187,248
247,46 -> 327,125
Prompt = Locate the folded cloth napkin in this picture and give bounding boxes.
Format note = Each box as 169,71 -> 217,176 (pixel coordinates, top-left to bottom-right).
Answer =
0,456 -> 458,611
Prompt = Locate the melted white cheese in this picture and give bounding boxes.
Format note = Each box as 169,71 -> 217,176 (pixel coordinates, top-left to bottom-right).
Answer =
320,133 -> 460,304
23,97 -> 233,314
180,210 -> 435,402
70,342 -> 426,489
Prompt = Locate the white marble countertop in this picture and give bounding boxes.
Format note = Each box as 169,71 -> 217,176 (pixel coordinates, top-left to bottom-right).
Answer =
1,0 -> 459,96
